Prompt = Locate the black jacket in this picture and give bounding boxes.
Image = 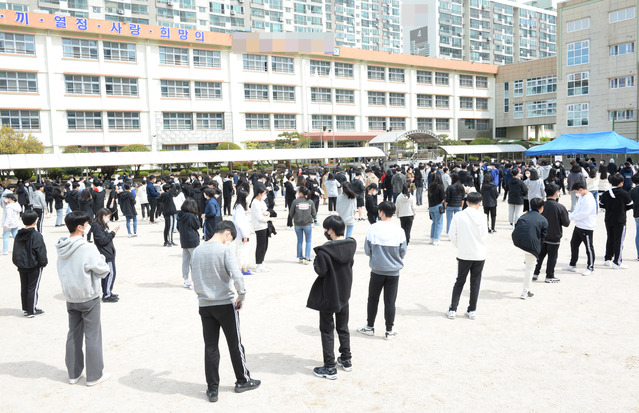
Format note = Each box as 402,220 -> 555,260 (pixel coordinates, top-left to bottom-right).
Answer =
428,183 -> 445,207
12,228 -> 48,271
365,193 -> 377,218
351,179 -> 365,200
66,190 -> 80,211
191,187 -> 205,215
480,182 -> 498,208
177,210 -> 201,249
93,189 -> 106,212
631,186 -> 639,219
159,191 -> 177,215
599,187 -> 633,225
118,190 -> 137,216
223,180 -> 234,198
79,198 -> 94,215
92,224 -> 116,262
541,198 -> 570,243
305,179 -> 321,200
508,178 -> 528,205
512,211 -> 548,258
445,183 -> 464,208
284,181 -> 296,206
54,193 -> 65,210
307,238 -> 357,313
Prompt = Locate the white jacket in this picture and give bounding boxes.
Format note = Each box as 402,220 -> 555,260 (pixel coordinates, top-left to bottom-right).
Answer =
395,193 -> 416,217
569,191 -> 596,230
250,198 -> 269,232
232,204 -> 250,239
2,202 -> 21,228
449,207 -> 488,261
137,184 -> 148,204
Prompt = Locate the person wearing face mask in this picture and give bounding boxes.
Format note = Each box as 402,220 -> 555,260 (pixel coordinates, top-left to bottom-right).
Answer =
190,220 -> 260,402
289,186 -> 317,265
365,183 -> 379,225
56,211 -> 111,386
563,183 -> 597,276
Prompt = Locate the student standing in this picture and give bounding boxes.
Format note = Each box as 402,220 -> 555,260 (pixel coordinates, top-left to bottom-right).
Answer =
118,184 -> 138,237
289,186 -> 317,264
533,184 -> 570,283
53,186 -> 65,227
566,164 -> 586,212
232,190 -> 252,276
599,173 -> 634,269
480,173 -> 498,233
91,208 -> 120,303
308,216 -> 357,380
177,198 -> 201,289
336,182 -> 357,238
2,194 -> 21,255
222,174 -> 234,216
160,184 -> 178,246
284,173 -> 296,228
395,183 -> 416,245
56,211 -> 111,386
428,173 -> 445,245
190,221 -> 260,403
563,183 -> 597,276
446,193 -> 487,320
364,183 -> 379,225
12,210 -> 48,317
137,181 -> 149,221
357,201 -> 407,340
351,171 -> 366,221
146,176 -> 160,223
444,174 -> 464,234
250,187 -> 271,273
507,168 -> 528,229
630,174 -> 639,260
324,173 -> 341,213
31,183 -> 47,233
512,198 -> 548,300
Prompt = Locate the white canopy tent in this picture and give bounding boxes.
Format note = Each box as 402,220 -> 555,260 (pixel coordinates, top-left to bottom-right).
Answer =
439,144 -> 527,157
1,147 -> 386,170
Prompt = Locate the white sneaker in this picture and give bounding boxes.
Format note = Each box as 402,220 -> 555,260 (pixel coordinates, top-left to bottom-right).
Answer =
384,330 -> 398,340
433,240 -> 440,246
298,258 -> 304,264
465,311 -> 476,320
357,325 -> 374,336
562,265 -> 577,272
447,310 -> 456,319
612,263 -> 628,270
69,373 -> 83,385
1,251 -> 8,255
603,260 -> 612,267
255,264 -> 270,273
263,264 -> 272,271
86,372 -> 111,387
303,259 -> 310,265
582,269 -> 593,276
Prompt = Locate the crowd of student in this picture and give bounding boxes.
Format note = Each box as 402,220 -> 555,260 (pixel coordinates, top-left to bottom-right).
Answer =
1,155 -> 639,401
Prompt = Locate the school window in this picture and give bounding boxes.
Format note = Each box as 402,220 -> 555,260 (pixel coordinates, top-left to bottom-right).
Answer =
417,94 -> 432,108
162,144 -> 189,151
567,40 -> 589,66
65,75 -> 100,95
367,65 -> 385,81
389,92 -> 405,107
610,42 -> 635,56
159,46 -> 189,65
416,70 -> 432,84
435,72 -> 449,86
194,81 -> 222,99
0,71 -> 37,93
464,119 -> 476,129
193,49 -> 221,68
435,95 -> 449,109
527,76 -> 557,95
527,100 -> 556,117
476,76 -> 488,88
105,77 -> 138,96
388,68 -> 405,82
514,103 -> 523,118
336,115 -> 355,131
567,17 -> 589,32
335,89 -> 354,104
107,111 -> 140,130
389,117 -> 405,130
272,85 -> 295,102
244,84 -> 269,100
271,56 -> 294,73
435,118 -> 450,131
163,112 -> 193,130
273,114 -> 296,130
103,41 -> 136,62
460,96 -> 473,109
245,113 -> 270,129
161,80 -> 190,98
67,111 -> 102,130
513,80 -> 524,97
62,38 -> 98,59
368,91 -> 386,106
459,75 -> 473,87
0,109 -> 40,130
567,103 -> 588,126
476,119 -> 490,131
334,62 -> 354,78
311,87 -> 332,103
567,72 -> 588,96
243,54 -> 268,71
310,60 -> 331,76
0,32 -> 35,55
417,118 -> 432,130
475,98 -> 489,110
609,7 -> 635,23
311,114 -> 333,130
609,110 -> 634,122
368,116 -> 386,131
504,82 -> 509,113
609,76 -> 634,89
196,113 -> 224,130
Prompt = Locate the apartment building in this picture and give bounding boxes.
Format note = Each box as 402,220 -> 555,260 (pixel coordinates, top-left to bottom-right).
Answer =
0,10 -> 496,153
0,0 -> 403,53
404,0 -> 557,65
556,0 -> 638,140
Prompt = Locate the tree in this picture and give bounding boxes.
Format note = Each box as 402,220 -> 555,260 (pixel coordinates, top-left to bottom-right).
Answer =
216,142 -> 242,150
120,144 -> 150,175
14,169 -> 33,181
469,137 -> 494,145
273,132 -> 311,169
244,141 -> 270,150
0,125 -> 44,155
63,145 -> 88,154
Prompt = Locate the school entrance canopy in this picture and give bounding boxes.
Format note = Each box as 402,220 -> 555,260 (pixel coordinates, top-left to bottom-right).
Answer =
524,131 -> 639,156
439,144 -> 527,156
0,147 -> 386,170
369,130 -> 443,146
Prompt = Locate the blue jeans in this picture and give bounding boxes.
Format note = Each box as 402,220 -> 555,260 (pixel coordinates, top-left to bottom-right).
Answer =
429,204 -> 444,241
295,224 -> 312,259
446,206 -> 462,234
415,186 -> 423,206
56,208 -> 64,226
3,227 -> 18,252
635,217 -> 639,259
125,215 -> 138,234
345,224 -> 354,238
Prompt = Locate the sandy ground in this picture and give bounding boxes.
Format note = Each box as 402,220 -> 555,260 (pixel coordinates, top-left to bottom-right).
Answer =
1,193 -> 639,413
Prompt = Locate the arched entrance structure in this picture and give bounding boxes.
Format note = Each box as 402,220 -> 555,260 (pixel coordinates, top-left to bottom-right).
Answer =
368,130 -> 443,162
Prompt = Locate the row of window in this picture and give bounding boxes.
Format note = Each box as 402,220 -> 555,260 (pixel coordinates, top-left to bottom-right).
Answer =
511,100 -> 557,119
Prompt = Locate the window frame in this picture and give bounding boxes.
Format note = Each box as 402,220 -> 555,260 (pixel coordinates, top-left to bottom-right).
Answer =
67,111 -> 102,130
105,77 -> 138,97
65,74 -> 100,95
163,112 -> 193,130
161,79 -> 191,98
194,81 -> 222,99
196,112 -> 225,130
271,56 -> 294,73
193,49 -> 221,68
159,46 -> 189,66
244,83 -> 269,100
0,109 -> 40,130
0,71 -> 37,93
273,113 -> 296,130
0,32 -> 36,55
103,41 -> 136,62
62,38 -> 98,60
245,113 -> 270,129
107,111 -> 140,130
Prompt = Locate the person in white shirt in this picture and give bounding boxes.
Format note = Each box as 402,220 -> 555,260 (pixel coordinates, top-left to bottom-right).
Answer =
563,182 -> 597,276
446,192 -> 488,320
250,187 -> 271,273
232,189 -> 252,276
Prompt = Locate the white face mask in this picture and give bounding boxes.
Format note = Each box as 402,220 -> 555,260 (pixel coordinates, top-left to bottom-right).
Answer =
83,224 -> 91,234
575,193 -> 582,198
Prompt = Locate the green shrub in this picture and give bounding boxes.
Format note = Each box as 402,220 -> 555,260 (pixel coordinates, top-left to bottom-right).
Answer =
139,171 -> 149,177
48,168 -> 64,179
13,169 -> 33,180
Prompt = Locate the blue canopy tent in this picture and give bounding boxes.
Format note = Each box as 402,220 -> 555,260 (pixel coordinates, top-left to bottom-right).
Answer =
525,131 -> 639,156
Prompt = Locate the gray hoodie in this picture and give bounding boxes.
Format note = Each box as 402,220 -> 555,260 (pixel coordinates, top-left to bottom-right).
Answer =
191,241 -> 246,307
56,236 -> 110,303
31,190 -> 46,210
